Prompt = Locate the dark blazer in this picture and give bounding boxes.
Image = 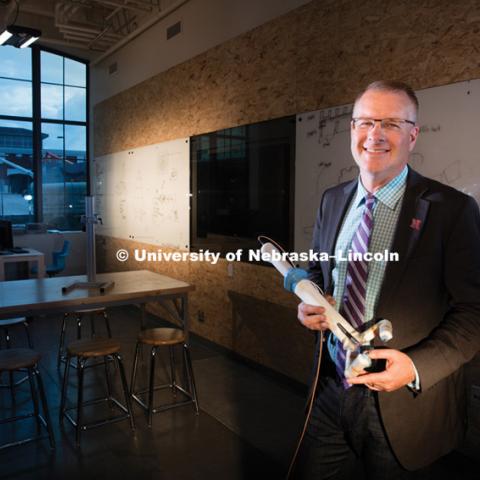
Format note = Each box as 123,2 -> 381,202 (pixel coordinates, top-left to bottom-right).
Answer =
308,167 -> 480,470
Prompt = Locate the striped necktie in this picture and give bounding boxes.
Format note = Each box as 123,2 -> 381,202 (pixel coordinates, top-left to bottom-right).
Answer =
335,193 -> 377,385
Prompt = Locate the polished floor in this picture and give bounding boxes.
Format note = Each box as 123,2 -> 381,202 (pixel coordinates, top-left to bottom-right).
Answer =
0,306 -> 479,479
0,306 -> 304,480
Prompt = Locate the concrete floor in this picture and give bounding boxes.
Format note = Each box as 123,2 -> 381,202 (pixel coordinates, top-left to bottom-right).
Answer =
0,306 -> 302,479
0,305 -> 479,479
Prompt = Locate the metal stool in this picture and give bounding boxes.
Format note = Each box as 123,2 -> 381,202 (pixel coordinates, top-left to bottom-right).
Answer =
57,308 -> 112,368
0,348 -> 55,451
0,317 -> 33,398
130,328 -> 199,426
59,337 -> 135,447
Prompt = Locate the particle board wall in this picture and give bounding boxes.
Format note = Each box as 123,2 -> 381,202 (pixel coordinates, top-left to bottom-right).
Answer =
93,0 -> 480,157
93,0 -> 480,383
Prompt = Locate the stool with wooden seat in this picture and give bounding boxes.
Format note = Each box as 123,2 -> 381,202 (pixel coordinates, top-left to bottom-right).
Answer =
59,337 -> 134,446
0,317 -> 33,397
57,308 -> 112,368
130,328 -> 199,426
0,348 -> 55,451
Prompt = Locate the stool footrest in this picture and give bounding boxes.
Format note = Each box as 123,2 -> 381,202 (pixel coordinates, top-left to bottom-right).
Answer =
132,382 -> 196,413
62,396 -> 130,430
132,392 -> 196,413
0,412 -> 35,425
0,373 -> 29,388
64,411 -> 131,431
0,411 -> 48,428
0,412 -> 51,450
0,433 -> 51,452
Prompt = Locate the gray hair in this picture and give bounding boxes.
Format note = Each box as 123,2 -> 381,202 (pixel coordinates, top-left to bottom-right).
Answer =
355,80 -> 419,117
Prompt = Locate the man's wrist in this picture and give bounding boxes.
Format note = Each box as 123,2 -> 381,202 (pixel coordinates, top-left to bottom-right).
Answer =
407,359 -> 421,391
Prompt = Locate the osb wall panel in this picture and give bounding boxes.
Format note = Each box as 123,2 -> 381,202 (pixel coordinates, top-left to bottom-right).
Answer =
94,9 -> 297,157
294,0 -> 480,111
96,235 -> 314,383
94,0 -> 480,382
94,0 -> 480,157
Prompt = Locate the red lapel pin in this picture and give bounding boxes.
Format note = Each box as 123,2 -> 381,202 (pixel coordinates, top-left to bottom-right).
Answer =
410,218 -> 422,230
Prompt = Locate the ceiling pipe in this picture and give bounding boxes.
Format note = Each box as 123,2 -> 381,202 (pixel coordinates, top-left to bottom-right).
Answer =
62,29 -> 121,40
91,0 -> 189,66
56,21 -> 119,36
90,0 -> 151,14
40,35 -> 106,51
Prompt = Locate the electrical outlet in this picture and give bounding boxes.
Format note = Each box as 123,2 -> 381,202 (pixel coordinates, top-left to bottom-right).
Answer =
198,310 -> 205,322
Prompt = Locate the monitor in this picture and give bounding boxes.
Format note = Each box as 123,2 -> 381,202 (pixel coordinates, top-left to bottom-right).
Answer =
0,220 -> 13,250
190,116 -> 295,261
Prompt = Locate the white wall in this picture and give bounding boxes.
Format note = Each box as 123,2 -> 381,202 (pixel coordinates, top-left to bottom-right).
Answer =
90,0 -> 311,106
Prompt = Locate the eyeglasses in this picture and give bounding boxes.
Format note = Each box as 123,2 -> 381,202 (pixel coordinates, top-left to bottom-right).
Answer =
351,118 -> 416,132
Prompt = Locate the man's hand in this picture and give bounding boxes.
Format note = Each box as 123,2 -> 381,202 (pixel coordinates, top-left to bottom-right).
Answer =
297,296 -> 336,331
347,349 -> 416,392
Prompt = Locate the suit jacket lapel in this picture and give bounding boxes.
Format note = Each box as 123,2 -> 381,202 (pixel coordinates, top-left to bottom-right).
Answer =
323,180 -> 357,292
375,168 -> 430,315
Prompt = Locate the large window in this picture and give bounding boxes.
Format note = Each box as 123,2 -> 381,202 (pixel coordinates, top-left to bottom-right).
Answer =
0,45 -> 88,229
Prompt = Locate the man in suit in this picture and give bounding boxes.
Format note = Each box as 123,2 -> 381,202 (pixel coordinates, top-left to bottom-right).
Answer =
292,81 -> 480,479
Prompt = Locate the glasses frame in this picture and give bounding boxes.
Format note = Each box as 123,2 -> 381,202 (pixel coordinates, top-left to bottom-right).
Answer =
351,117 -> 416,131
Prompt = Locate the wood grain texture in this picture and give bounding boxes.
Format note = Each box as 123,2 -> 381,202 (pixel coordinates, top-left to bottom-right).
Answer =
0,348 -> 40,371
67,338 -> 121,357
138,327 -> 185,346
94,0 -> 480,157
0,270 -> 193,317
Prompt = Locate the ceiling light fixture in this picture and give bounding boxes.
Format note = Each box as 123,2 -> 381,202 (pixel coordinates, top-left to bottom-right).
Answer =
0,25 -> 41,48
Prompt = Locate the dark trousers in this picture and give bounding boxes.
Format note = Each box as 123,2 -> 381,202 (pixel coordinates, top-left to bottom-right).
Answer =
291,376 -> 418,480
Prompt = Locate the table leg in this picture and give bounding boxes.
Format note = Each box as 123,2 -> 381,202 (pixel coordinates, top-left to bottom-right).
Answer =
140,303 -> 146,330
181,295 -> 189,345
37,258 -> 45,279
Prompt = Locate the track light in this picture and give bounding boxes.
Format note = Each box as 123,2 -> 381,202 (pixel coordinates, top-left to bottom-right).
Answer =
0,25 -> 41,48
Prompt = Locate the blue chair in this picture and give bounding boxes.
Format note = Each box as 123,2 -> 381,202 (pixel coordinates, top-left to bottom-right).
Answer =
32,240 -> 70,278
46,240 -> 70,277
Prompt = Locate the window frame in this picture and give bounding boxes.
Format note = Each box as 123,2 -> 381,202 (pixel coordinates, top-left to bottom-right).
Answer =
0,44 -> 89,229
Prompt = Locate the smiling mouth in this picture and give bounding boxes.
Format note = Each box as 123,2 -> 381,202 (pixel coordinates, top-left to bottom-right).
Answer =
363,147 -> 390,153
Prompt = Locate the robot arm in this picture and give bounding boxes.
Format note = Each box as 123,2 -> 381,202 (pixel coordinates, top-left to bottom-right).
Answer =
261,242 -> 393,378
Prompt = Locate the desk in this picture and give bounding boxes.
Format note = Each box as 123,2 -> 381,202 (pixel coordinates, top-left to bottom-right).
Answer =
0,248 -> 45,281
0,270 -> 194,338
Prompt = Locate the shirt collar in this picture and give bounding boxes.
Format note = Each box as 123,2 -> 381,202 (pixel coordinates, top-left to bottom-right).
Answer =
354,166 -> 408,210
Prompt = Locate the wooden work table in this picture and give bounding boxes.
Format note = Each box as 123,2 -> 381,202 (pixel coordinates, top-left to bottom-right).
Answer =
0,270 -> 194,337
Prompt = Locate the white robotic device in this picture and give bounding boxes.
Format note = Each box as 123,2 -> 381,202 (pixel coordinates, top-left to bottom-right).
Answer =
261,242 -> 393,378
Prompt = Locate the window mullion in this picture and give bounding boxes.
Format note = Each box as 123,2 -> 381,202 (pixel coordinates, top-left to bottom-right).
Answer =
31,46 -> 42,223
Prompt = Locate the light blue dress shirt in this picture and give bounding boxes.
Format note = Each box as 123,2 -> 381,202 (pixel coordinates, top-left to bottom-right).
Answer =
327,166 -> 408,364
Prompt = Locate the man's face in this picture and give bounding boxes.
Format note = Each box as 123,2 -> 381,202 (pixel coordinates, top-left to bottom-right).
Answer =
351,89 -> 419,185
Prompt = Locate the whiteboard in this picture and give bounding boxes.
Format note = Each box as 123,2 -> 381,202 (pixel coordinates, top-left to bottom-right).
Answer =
295,79 -> 480,254
94,138 -> 190,249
